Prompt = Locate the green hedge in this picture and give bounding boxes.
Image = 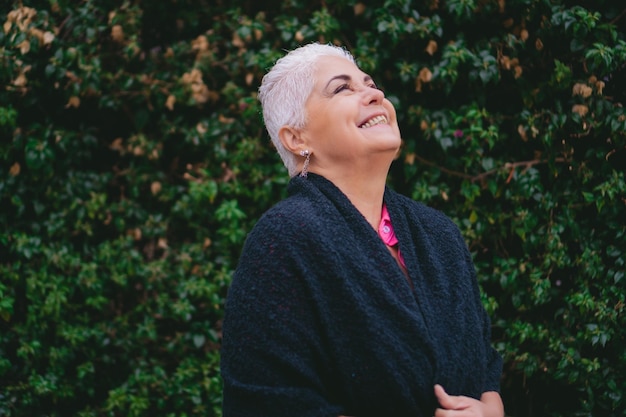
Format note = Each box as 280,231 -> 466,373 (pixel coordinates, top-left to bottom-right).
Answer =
1,1 -> 624,416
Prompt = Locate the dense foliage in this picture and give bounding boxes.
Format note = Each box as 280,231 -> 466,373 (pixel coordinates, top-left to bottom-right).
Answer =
1,0 -> 624,416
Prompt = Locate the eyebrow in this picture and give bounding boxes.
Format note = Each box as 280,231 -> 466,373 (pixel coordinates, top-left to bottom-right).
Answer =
324,74 -> 374,90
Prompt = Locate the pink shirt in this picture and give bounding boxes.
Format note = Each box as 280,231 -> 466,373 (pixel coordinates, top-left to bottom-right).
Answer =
378,204 -> 406,268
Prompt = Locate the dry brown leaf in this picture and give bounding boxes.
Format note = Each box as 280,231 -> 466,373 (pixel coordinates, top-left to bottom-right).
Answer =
572,83 -> 592,98
110,138 -> 124,152
29,27 -> 43,43
415,78 -> 423,92
182,68 -> 202,85
500,55 -> 511,70
13,73 -> 27,87
219,114 -> 235,124
416,67 -> 432,91
520,29 -> 529,42
572,104 -> 589,117
192,35 -> 209,52
165,94 -> 176,111
232,32 -> 244,48
18,40 -> 30,54
111,24 -> 124,43
425,40 -> 438,56
196,122 -> 207,134
419,67 -> 433,83
191,83 -> 211,103
518,125 -> 528,142
65,71 -> 79,82
65,96 -> 80,108
595,80 -> 605,95
43,31 -> 55,45
9,162 -> 21,176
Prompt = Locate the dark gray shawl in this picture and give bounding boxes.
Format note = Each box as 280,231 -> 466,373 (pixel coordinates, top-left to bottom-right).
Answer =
220,173 -> 502,417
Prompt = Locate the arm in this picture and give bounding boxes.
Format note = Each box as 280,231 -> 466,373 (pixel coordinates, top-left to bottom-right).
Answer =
433,226 -> 503,416
220,220 -> 344,417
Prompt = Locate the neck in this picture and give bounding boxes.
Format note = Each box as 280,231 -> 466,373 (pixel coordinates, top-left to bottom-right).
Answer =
314,161 -> 390,230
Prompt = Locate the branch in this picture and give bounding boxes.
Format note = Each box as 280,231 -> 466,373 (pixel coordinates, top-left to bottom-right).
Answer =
610,8 -> 626,25
411,154 -> 568,183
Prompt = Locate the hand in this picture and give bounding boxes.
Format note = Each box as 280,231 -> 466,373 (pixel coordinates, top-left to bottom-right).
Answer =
434,385 -> 504,417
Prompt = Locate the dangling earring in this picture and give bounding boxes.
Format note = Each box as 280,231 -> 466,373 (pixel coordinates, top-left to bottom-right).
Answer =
299,150 -> 310,178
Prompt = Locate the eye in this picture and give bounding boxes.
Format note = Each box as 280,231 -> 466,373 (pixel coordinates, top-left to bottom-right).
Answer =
333,83 -> 351,94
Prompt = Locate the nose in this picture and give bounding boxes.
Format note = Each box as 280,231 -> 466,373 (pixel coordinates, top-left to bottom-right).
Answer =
360,85 -> 384,105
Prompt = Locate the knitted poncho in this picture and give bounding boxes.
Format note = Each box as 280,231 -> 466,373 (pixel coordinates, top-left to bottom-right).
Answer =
220,173 -> 502,417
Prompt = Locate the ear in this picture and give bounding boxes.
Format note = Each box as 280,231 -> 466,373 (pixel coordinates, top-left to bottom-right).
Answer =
278,125 -> 307,155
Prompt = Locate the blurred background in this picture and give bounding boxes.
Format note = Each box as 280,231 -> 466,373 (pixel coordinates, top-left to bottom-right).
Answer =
1,1 -> 625,415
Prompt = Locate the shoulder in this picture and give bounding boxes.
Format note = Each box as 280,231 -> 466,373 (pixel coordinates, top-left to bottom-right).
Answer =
251,175 -> 346,239
238,191 -> 327,261
230,199 -> 305,291
230,190 -> 334,300
252,193 -> 319,235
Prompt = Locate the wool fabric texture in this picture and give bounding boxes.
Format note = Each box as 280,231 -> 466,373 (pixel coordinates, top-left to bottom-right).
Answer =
221,173 -> 502,417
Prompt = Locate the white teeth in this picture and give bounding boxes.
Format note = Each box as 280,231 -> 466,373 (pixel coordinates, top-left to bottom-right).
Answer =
359,115 -> 388,128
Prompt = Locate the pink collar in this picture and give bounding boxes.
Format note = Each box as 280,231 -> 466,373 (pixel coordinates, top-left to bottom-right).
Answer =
378,204 -> 398,246
378,204 -> 406,268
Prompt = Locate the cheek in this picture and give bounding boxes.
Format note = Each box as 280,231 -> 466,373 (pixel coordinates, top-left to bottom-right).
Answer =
303,105 -> 328,135
383,100 -> 397,118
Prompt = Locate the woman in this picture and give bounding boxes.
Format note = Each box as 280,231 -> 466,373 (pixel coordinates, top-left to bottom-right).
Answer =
220,42 -> 504,417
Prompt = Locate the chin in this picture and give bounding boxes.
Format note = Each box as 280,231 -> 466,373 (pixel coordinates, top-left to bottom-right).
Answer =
387,136 -> 403,150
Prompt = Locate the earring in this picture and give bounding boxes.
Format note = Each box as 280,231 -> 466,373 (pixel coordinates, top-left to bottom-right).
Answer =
299,149 -> 310,178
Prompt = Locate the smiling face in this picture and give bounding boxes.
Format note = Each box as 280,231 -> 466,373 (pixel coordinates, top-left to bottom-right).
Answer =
294,55 -> 402,175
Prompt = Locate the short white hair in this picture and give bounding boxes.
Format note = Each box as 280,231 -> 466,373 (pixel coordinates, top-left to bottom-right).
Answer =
258,43 -> 356,176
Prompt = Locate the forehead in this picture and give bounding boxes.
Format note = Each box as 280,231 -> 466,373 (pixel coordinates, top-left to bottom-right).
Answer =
313,55 -> 367,82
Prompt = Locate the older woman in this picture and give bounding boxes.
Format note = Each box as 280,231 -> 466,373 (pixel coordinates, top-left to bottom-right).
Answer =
220,43 -> 504,417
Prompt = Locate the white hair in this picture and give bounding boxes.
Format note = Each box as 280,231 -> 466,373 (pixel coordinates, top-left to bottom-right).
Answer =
258,43 -> 356,176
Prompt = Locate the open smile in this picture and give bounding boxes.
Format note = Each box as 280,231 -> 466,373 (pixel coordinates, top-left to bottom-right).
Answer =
358,115 -> 388,128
